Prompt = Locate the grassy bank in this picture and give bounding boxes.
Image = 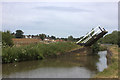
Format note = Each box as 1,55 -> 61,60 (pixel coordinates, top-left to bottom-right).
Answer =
2,42 -> 80,63
94,45 -> 118,78
91,43 -> 107,55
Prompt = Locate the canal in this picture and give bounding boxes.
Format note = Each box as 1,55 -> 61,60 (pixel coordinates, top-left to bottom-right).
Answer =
2,51 -> 108,78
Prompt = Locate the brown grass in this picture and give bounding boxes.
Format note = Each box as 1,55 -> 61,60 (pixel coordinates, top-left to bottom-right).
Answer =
12,38 -> 41,46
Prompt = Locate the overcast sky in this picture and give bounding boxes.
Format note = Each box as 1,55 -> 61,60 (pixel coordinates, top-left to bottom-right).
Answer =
2,2 -> 118,38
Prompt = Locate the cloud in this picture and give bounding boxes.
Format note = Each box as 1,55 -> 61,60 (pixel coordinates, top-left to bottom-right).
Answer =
2,2 -> 118,38
35,6 -> 92,13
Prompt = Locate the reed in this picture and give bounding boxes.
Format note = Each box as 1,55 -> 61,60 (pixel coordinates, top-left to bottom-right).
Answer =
2,42 -> 80,63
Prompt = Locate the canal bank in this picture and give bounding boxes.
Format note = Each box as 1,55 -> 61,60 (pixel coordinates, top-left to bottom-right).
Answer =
2,49 -> 108,78
2,42 -> 82,63
2,41 -> 117,78
93,45 -> 118,78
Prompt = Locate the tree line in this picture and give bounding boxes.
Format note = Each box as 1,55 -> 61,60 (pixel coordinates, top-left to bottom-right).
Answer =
1,30 -> 82,47
98,30 -> 120,47
2,30 -> 119,47
11,30 -> 81,41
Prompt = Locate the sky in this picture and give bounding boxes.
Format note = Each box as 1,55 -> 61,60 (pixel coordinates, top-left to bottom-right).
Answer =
2,2 -> 118,38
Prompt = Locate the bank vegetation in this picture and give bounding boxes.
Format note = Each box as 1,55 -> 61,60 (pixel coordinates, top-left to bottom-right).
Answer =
2,42 -> 80,63
94,45 -> 118,78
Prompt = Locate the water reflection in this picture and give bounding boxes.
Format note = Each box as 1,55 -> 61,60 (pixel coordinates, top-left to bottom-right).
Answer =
2,50 -> 107,78
96,51 -> 107,72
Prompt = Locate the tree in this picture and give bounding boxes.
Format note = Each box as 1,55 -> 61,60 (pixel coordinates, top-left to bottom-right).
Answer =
61,38 -> 67,41
2,31 -> 14,46
68,35 -> 74,41
15,30 -> 24,38
51,36 -> 56,39
98,30 -> 118,45
118,31 -> 120,47
39,34 -> 46,40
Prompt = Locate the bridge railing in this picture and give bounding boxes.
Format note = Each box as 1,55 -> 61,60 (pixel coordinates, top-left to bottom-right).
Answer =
76,26 -> 106,44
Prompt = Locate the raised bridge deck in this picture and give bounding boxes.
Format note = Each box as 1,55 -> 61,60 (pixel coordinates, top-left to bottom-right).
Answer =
76,26 -> 108,46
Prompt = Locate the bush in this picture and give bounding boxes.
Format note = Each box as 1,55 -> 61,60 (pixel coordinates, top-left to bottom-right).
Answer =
15,30 -> 24,38
99,31 -> 119,45
2,42 -> 80,63
91,42 -> 100,54
2,31 -> 14,47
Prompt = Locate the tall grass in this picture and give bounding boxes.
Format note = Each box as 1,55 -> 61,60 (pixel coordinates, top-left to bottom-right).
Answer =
2,42 -> 80,63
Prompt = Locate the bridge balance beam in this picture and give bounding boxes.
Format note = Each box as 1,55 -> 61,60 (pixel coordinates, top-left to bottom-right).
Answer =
77,31 -> 108,46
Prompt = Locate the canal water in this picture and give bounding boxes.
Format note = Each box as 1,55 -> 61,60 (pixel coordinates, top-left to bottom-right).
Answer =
2,51 -> 108,78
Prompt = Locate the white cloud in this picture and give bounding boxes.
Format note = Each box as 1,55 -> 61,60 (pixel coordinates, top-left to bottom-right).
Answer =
2,2 -> 118,37
1,0 -> 119,2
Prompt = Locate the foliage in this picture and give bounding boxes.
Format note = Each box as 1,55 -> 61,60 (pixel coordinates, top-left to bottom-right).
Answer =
2,42 -> 79,63
60,38 -> 68,41
99,45 -> 107,51
68,35 -> 74,41
118,31 -> 120,47
2,31 -> 14,47
99,31 -> 119,45
91,42 -> 100,54
50,36 -> 56,40
15,30 -> 24,38
91,42 -> 107,55
39,34 -> 46,40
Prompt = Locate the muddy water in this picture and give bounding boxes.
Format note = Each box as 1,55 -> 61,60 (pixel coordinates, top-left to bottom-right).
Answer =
2,51 -> 107,78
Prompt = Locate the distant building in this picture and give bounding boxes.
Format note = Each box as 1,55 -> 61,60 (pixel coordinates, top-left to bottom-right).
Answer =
32,36 -> 38,39
25,35 -> 32,38
44,38 -> 49,41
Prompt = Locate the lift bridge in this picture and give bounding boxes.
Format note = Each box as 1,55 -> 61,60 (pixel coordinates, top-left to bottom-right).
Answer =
76,26 -> 108,46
